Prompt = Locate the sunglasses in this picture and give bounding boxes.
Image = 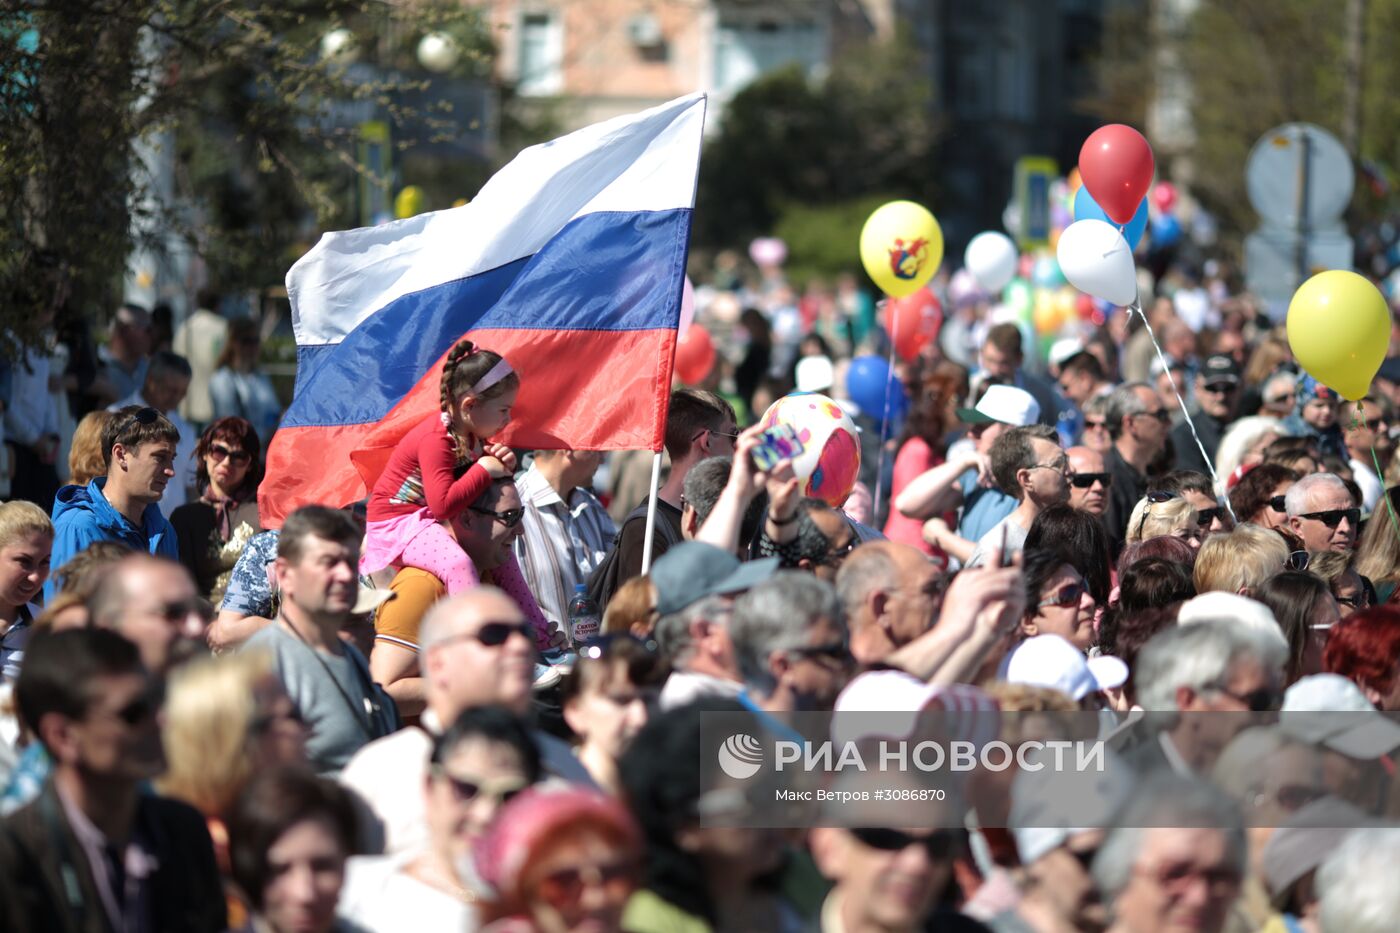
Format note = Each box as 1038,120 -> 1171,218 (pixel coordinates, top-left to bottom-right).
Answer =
578,633 -> 659,660
468,505 -> 524,528
436,620 -> 535,650
208,442 -> 252,466
1068,845 -> 1099,871
1299,508 -> 1360,528
1194,507 -> 1223,528
1135,490 -> 1180,539
788,638 -> 854,666
821,535 -> 860,567
1038,581 -> 1087,609
104,681 -> 164,726
1269,495 -> 1288,514
1264,392 -> 1296,405
535,860 -> 637,912
1209,684 -> 1281,713
1133,409 -> 1171,424
116,406 -> 160,438
1336,575 -> 1377,609
1200,381 -> 1236,394
1083,419 -> 1108,431
156,598 -> 213,624
1068,472 -> 1111,489
850,827 -> 958,859
1286,550 -> 1311,572
431,765 -> 529,805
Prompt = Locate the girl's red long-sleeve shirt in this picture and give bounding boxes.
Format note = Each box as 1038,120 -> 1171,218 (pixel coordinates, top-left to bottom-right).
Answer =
366,416 -> 491,522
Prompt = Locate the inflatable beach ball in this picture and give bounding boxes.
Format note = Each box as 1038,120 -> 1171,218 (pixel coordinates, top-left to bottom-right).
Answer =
759,393 -> 861,508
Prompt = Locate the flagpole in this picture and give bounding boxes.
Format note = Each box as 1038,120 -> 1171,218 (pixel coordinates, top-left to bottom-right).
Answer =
640,450 -> 664,574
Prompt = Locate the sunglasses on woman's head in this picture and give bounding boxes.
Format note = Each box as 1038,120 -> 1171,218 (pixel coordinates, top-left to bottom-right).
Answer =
1286,550 -> 1311,572
1135,490 -> 1180,539
208,443 -> 251,465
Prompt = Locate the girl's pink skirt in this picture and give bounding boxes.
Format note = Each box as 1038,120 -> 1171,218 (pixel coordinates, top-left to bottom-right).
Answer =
359,507 -> 438,575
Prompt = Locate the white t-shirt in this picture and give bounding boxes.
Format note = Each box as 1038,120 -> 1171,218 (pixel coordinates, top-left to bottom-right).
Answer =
338,852 -> 478,933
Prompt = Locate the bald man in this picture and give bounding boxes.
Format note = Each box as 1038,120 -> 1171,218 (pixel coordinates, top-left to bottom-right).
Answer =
340,587 -> 590,854
90,553 -> 208,675
1066,446 -> 1109,517
835,541 -> 945,666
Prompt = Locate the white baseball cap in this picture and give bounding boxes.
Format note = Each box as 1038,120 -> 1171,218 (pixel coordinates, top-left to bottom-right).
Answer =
1000,635 -> 1128,701
955,384 -> 1041,427
1280,674 -> 1400,759
831,671 -> 999,746
1177,592 -> 1290,653
1049,338 -> 1085,369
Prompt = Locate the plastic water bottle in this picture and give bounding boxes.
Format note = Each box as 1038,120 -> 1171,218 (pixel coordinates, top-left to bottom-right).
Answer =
567,583 -> 601,648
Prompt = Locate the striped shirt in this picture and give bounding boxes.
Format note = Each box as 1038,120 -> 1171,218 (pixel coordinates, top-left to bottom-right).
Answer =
513,464 -> 616,626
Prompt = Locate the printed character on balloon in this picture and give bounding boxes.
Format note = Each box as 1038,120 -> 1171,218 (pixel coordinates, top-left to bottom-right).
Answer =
759,393 -> 861,508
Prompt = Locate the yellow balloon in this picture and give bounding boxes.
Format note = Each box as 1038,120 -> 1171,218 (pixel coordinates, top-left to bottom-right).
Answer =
395,185 -> 427,219
859,200 -> 943,297
1286,269 -> 1390,401
1033,289 -> 1062,334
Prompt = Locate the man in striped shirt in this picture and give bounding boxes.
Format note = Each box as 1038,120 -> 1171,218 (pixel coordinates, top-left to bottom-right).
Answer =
514,450 -> 616,630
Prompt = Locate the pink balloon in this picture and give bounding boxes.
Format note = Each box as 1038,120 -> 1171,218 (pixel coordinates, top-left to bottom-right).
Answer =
749,237 -> 787,267
679,277 -> 696,332
1151,181 -> 1178,214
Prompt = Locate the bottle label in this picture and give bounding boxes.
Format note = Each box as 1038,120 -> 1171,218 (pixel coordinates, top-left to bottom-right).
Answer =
570,614 -> 600,646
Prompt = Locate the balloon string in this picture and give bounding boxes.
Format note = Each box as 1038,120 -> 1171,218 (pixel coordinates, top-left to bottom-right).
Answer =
1359,400 -> 1400,551
873,298 -> 897,523
1130,299 -> 1237,522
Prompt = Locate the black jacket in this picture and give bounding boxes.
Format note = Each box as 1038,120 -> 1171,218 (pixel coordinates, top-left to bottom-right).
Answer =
0,780 -> 226,933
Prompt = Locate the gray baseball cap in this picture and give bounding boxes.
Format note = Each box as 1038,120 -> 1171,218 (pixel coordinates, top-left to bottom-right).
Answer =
651,542 -> 779,617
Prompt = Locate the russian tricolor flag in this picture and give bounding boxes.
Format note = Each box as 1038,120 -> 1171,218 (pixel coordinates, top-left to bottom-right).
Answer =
259,94 -> 707,527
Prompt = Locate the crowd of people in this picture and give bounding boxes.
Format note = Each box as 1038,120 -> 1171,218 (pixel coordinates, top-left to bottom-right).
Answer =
5,257 -> 1400,933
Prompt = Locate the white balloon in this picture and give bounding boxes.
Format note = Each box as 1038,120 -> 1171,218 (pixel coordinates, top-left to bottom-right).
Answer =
417,33 -> 460,73
963,231 -> 1018,293
1056,219 -> 1138,307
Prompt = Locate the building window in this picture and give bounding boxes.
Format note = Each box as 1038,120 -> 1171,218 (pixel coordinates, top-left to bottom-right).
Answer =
714,17 -> 825,97
518,9 -> 563,95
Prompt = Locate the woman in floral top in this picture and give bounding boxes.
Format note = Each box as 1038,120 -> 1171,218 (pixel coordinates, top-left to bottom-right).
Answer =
171,417 -> 263,600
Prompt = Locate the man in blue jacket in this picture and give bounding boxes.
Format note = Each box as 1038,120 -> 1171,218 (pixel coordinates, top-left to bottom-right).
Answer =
47,405 -> 180,599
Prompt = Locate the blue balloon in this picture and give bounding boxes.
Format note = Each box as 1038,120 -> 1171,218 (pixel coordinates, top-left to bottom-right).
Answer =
1150,213 -> 1183,249
1032,256 -> 1064,289
1074,186 -> 1149,250
846,355 -> 902,417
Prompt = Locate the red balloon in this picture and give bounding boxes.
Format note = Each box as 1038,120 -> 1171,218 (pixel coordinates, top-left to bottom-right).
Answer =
885,288 -> 943,361
1076,292 -> 1096,321
674,324 -> 716,384
1151,181 -> 1178,214
1079,124 -> 1155,225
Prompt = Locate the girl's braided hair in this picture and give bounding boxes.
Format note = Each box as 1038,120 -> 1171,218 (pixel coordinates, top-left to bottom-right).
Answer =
439,339 -> 520,459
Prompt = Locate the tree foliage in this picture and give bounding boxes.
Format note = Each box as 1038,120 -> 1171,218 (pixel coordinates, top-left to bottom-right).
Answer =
1094,0 -> 1400,254
693,32 -> 941,254
0,0 -> 491,356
